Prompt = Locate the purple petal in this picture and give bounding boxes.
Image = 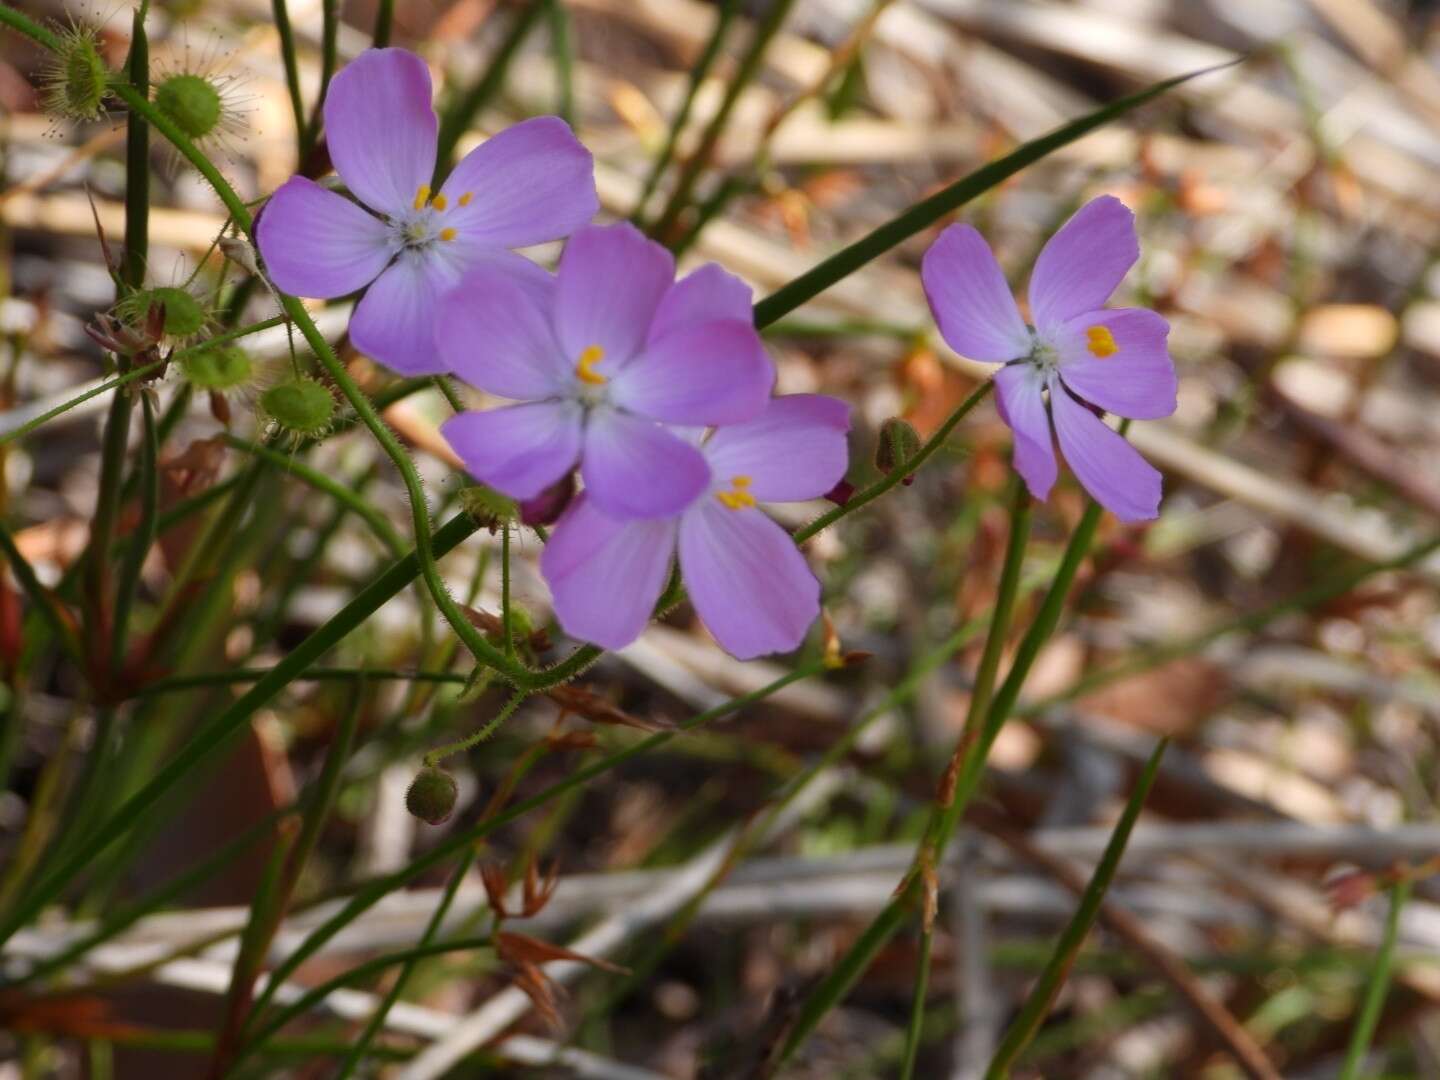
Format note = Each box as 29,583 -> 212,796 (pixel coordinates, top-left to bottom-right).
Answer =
1027,195 -> 1138,334
438,116 -> 598,249
921,223 -> 1031,363
993,364 -> 1057,502
435,263 -> 570,400
647,263 -> 753,342
324,48 -> 437,218
441,401 -> 582,499
1050,380 -> 1162,522
608,319 -> 773,426
349,252 -> 457,375
1054,308 -> 1177,421
256,177 -> 393,299
679,499 -> 820,659
555,223 -> 675,367
581,408 -> 710,520
541,494 -> 677,650
702,394 -> 851,503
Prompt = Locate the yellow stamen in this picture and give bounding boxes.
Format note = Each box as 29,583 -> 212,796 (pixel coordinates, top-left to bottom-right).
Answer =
458,191 -> 474,207
575,344 -> 607,385
413,184 -> 431,211
716,475 -> 757,510
1086,325 -> 1118,358
439,227 -> 457,242
432,193 -> 448,211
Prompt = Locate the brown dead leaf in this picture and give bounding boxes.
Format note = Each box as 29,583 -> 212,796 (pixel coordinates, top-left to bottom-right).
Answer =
496,931 -> 629,975
546,684 -> 674,732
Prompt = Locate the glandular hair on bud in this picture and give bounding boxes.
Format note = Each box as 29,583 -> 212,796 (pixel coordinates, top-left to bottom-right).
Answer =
406,766 -> 458,825
40,21 -> 111,124
154,73 -> 223,140
262,377 -> 335,438
460,486 -> 518,532
875,417 -> 922,477
181,343 -> 253,391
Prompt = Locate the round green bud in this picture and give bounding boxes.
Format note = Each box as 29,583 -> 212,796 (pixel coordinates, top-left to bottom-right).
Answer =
41,25 -> 110,123
144,287 -> 207,338
875,417 -> 922,477
406,767 -> 458,825
262,378 -> 335,436
180,343 -> 253,391
154,73 -> 223,140
459,486 -> 518,531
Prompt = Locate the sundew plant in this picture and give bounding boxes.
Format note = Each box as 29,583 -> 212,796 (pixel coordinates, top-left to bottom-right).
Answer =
3,1 -> 1440,1077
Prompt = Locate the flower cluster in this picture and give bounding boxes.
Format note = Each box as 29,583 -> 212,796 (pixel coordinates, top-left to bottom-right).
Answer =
255,47 -> 850,659
256,47 -> 1176,658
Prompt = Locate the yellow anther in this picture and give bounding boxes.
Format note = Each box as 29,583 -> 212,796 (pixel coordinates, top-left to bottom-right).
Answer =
575,344 -> 607,385
716,475 -> 757,510
458,191 -> 474,207
439,227 -> 457,242
413,184 -> 431,211
1085,325 -> 1118,358
432,193 -> 448,211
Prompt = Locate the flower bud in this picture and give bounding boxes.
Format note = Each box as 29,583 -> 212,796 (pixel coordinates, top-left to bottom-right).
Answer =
519,473 -> 575,527
40,21 -> 110,125
460,486 -> 518,532
116,286 -> 209,342
262,377 -> 335,438
875,417 -> 921,485
181,343 -> 253,392
154,73 -> 223,140
405,766 -> 458,825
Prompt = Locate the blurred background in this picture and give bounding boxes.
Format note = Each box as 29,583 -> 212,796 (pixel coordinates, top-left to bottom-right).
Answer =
6,0 -> 1440,1076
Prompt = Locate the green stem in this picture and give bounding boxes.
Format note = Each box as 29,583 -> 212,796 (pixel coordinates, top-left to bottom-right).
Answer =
372,0 -> 393,47
434,2 -> 548,170
780,500 -> 1104,1067
1339,879 -> 1410,1080
0,512 -> 482,949
423,687 -> 526,765
231,935 -> 494,1069
751,61 -> 1237,328
110,391 -> 157,674
984,738 -> 1169,1077
794,382 -> 992,544
248,660 -> 826,1021
543,0 -> 575,126
301,0 -> 339,158
632,0 -> 739,222
333,849 -> 476,1078
649,0 -> 798,239
219,435 -> 407,558
271,0 -> 307,160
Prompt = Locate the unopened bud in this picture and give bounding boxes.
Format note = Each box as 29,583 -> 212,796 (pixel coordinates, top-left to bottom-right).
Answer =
459,486 -> 518,532
519,473 -> 575,527
262,377 -> 335,438
405,766 -> 458,825
875,417 -> 921,485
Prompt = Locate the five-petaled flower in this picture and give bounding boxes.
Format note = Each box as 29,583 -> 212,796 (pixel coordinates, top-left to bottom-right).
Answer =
539,395 -> 852,658
922,195 -> 1177,522
256,47 -> 598,375
438,222 -> 776,521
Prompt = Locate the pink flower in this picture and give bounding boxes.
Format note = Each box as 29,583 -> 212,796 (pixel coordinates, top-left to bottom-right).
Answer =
540,395 -> 851,658
922,196 -> 1177,521
438,223 -> 775,521
256,48 -> 598,375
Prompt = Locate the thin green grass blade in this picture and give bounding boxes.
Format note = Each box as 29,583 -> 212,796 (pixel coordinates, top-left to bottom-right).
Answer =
1339,879 -> 1411,1080
752,60 -> 1239,328
984,738 -> 1170,1077
0,513 -> 482,949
